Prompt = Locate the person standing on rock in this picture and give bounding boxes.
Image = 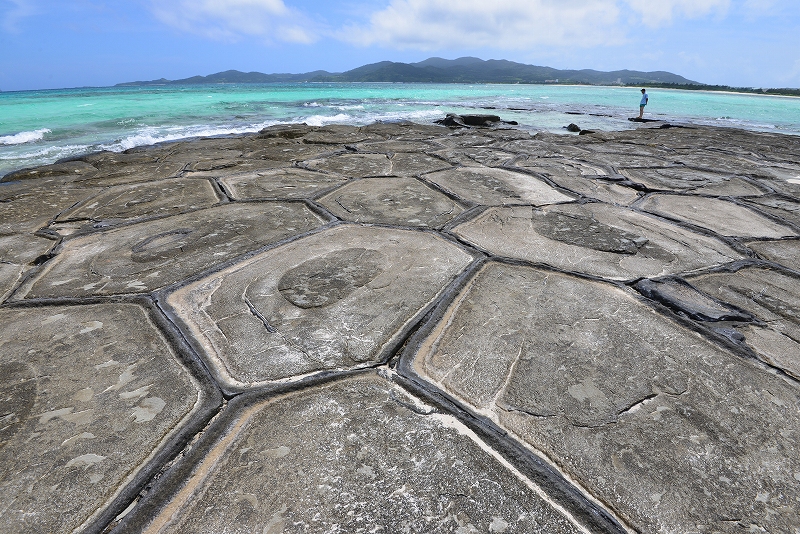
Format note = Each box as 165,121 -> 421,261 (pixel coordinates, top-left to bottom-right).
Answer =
638,88 -> 649,119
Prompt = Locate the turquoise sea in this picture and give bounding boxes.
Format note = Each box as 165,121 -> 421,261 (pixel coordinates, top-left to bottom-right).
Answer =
2,83 -> 799,177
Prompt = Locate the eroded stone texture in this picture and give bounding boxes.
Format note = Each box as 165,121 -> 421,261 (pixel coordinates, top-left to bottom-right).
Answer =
166,225 -> 473,389
21,203 -> 325,298
318,177 -> 464,228
0,186 -> 100,234
0,304 -> 202,534
454,204 -> 742,280
688,266 -> 800,379
244,141 -> 337,162
132,373 -> 583,534
0,234 -> 54,300
639,194 -> 797,238
389,152 -> 453,175
1,160 -> 99,183
620,168 -> 765,196
54,178 -> 220,232
410,263 -> 800,533
747,239 -> 800,270
741,195 -> 800,229
220,168 -> 348,200
635,278 -> 752,321
424,167 -> 574,206
303,153 -> 393,178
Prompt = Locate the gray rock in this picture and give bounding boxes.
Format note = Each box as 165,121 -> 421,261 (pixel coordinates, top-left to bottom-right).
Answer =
220,168 -> 348,200
303,153 -> 393,178
635,278 -> 753,321
408,262 -> 800,533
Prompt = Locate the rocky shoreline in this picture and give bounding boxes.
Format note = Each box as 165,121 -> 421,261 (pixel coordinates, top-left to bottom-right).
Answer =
1,120 -> 799,533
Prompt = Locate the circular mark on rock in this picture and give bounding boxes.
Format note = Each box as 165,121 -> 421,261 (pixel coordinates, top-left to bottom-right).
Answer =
0,361 -> 37,448
278,248 -> 385,308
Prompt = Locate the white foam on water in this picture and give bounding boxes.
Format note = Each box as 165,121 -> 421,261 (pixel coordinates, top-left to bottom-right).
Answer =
302,113 -> 352,126
100,121 -> 280,152
0,143 -> 88,161
0,128 -> 51,145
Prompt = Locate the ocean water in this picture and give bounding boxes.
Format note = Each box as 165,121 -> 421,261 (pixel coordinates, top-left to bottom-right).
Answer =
2,83 -> 799,177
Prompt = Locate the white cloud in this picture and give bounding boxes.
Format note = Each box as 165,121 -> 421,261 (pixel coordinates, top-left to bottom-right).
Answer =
341,0 -> 624,49
341,0 -> 735,49
626,0 -> 730,27
150,0 -> 316,43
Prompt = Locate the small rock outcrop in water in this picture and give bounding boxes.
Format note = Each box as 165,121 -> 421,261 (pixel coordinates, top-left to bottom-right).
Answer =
1,121 -> 800,534
435,113 -> 518,128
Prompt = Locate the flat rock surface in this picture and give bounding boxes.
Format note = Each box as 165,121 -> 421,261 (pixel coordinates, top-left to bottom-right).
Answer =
1,122 -> 800,533
127,373 -> 583,534
638,194 -> 798,238
0,304 -> 205,534
453,203 -> 742,280
220,168 -> 348,200
408,262 -> 800,533
424,166 -> 574,206
19,203 -> 326,299
317,177 -> 464,228
165,225 -> 473,390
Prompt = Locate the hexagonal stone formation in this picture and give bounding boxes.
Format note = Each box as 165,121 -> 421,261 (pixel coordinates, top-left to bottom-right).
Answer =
687,266 -> 800,379
423,166 -> 574,206
354,139 -> 436,153
0,160 -> 99,183
407,262 -> 800,533
165,225 -> 474,391
120,372 -> 585,534
638,194 -> 797,238
53,177 -> 221,234
389,152 -> 453,176
182,158 -> 290,179
317,177 -> 465,228
303,153 -> 393,178
431,147 -> 517,167
0,233 -> 54,300
0,303 -> 208,534
453,204 -> 742,280
619,168 -> 766,196
741,195 -> 800,229
747,238 -> 800,270
300,124 -> 382,145
0,184 -> 100,234
18,202 -> 326,299
220,168 -> 348,200
243,140 -> 338,162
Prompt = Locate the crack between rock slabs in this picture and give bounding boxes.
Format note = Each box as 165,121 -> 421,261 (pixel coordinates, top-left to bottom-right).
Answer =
243,296 -> 277,333
615,393 -> 658,418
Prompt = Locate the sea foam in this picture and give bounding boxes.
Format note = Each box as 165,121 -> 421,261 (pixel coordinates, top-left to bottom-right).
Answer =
0,128 -> 51,145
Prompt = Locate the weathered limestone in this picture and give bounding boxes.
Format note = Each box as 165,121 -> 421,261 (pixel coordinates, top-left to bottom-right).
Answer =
0,234 -> 53,300
747,238 -> 800,270
19,203 -> 326,299
741,195 -> 800,229
165,225 -> 474,391
53,177 -> 221,233
0,303 -> 212,534
220,168 -> 348,200
620,168 -> 766,196
514,158 -> 639,204
638,194 -> 798,238
243,141 -> 337,162
302,153 -> 393,178
688,266 -> 800,379
317,177 -> 464,228
408,262 -> 800,533
424,167 -> 574,206
120,373 -> 584,534
0,186 -> 100,234
453,204 -> 742,280
389,152 -> 453,175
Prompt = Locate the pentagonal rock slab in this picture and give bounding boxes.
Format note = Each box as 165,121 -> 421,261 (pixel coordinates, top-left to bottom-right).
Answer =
620,168 -> 765,196
408,262 -> 800,533
78,162 -> 186,188
747,239 -> 800,270
182,158 -> 290,179
0,303 -> 209,534
220,168 -> 348,200
244,141 -> 337,162
0,186 -> 100,234
424,167 -> 573,206
303,153 -> 392,178
120,373 -> 583,534
638,194 -> 797,238
453,204 -> 742,280
19,203 -> 326,299
687,266 -> 800,379
53,177 -> 221,233
318,177 -> 464,228
390,152 -> 452,175
741,195 -> 800,229
165,225 -> 473,391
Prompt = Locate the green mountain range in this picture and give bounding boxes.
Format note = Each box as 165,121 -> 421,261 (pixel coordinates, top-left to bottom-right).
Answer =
116,57 -> 698,86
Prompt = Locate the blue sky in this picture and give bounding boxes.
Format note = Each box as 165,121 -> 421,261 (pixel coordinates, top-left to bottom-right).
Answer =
1,0 -> 798,91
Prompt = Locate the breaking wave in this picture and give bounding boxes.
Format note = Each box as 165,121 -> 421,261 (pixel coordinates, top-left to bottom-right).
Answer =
0,128 -> 51,145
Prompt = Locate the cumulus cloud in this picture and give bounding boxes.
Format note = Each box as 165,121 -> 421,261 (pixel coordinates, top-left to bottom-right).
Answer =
341,0 -> 623,49
341,0 -> 733,49
626,0 -> 730,27
150,0 -> 316,43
